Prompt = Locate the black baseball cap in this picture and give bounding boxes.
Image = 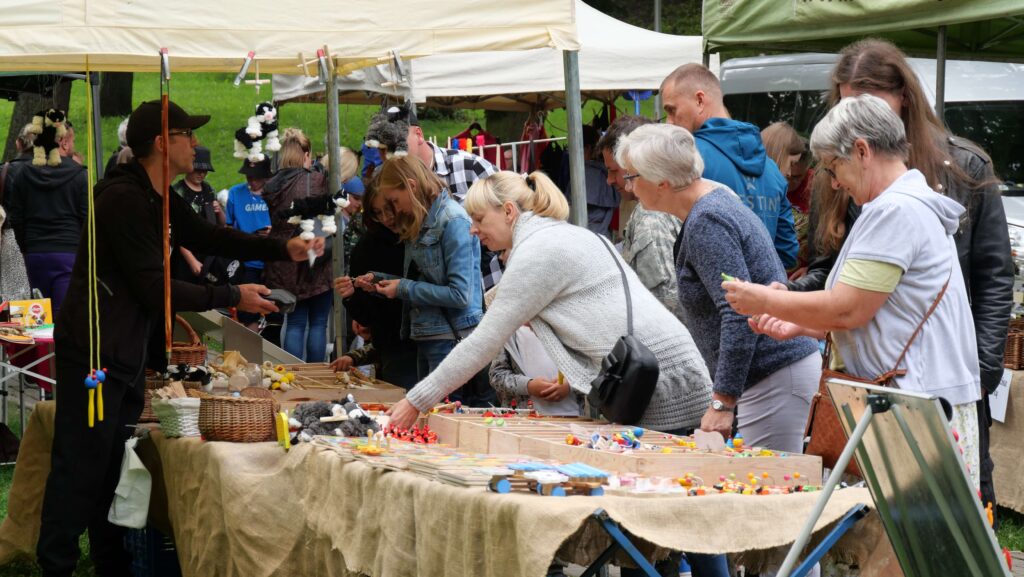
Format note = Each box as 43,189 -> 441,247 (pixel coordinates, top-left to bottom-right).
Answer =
126,100 -> 210,150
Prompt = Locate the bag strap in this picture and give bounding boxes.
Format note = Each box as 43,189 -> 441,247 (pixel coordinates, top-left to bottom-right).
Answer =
824,266 -> 952,382
593,231 -> 633,336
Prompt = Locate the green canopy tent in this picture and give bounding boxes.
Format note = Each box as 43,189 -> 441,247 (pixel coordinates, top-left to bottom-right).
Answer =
702,0 -> 1024,115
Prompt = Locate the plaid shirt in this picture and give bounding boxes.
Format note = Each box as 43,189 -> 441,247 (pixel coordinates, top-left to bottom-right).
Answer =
429,142 -> 502,290
430,143 -> 497,203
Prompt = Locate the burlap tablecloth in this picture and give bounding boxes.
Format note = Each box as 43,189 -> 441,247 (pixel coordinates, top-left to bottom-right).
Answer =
0,401 -> 880,576
991,370 -> 1024,515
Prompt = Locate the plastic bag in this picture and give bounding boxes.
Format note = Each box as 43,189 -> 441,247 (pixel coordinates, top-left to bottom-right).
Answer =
108,436 -> 152,529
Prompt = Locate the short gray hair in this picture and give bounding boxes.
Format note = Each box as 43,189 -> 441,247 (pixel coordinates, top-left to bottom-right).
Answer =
809,93 -> 909,161
615,123 -> 703,189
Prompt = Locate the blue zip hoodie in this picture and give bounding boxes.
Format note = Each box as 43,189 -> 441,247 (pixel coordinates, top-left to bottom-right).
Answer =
694,117 -> 798,268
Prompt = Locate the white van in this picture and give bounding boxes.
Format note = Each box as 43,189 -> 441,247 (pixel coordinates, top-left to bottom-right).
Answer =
719,53 -> 1024,196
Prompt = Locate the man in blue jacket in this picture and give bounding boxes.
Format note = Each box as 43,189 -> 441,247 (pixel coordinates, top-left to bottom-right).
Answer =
661,64 -> 798,268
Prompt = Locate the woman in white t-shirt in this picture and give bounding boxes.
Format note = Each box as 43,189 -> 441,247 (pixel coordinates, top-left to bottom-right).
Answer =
722,94 -> 981,486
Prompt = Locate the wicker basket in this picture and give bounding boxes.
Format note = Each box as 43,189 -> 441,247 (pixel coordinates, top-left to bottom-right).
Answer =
170,315 -> 207,366
198,396 -> 276,443
152,398 -> 201,438
139,375 -> 167,423
1004,319 -> 1024,370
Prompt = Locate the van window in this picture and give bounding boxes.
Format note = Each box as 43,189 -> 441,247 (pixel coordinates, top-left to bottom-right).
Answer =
944,102 -> 1024,191
724,91 -> 827,137
725,93 -> 1023,193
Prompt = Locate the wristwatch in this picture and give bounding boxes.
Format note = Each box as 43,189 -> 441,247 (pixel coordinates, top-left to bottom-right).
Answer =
710,399 -> 734,412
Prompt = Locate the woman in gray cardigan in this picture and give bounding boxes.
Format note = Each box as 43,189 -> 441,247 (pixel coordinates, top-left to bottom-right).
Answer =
616,123 -> 821,455
387,171 -> 712,431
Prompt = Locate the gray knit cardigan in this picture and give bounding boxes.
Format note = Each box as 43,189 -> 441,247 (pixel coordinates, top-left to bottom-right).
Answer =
406,212 -> 712,431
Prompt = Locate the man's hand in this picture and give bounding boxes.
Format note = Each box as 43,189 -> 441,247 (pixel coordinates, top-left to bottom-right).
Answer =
286,237 -> 325,262
334,276 -> 355,298
376,279 -> 400,299
236,284 -> 279,314
331,356 -> 354,372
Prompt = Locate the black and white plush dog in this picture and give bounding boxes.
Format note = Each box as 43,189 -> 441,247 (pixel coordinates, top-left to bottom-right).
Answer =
28,109 -> 67,167
233,102 -> 281,162
363,102 -> 417,159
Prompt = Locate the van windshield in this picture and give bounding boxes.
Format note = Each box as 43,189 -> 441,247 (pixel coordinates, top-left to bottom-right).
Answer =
724,92 -> 1024,192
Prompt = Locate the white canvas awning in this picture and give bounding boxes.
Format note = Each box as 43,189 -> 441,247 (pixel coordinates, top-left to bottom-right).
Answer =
0,0 -> 579,73
273,1 -> 716,110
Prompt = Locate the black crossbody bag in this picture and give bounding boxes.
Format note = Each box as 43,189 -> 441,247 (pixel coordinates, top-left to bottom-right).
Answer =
587,232 -> 659,424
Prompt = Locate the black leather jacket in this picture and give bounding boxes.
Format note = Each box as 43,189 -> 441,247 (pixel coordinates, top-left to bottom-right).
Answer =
788,137 -> 1014,393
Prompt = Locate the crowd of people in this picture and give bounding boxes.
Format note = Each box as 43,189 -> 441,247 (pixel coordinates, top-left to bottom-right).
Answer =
0,37 -> 1011,577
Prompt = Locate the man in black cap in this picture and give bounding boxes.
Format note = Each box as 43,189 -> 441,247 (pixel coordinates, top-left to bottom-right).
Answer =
37,100 -> 324,577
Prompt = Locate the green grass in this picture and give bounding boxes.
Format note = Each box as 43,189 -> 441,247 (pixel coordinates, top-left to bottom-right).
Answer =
0,72 -> 656,191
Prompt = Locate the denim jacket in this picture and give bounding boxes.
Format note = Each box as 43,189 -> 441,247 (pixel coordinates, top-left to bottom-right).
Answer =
384,189 -> 482,340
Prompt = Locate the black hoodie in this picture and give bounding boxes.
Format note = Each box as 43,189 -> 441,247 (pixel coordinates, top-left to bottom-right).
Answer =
6,156 -> 87,253
56,161 -> 289,382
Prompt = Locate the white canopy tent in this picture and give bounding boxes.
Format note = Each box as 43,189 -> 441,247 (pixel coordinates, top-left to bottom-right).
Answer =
273,0 -> 717,111
0,0 -> 579,73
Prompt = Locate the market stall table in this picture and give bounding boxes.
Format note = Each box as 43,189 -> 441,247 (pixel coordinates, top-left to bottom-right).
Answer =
0,402 -> 883,576
989,369 -> 1024,515
0,333 -> 53,438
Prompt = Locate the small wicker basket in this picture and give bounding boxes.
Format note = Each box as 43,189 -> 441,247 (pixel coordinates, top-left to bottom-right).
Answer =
170,315 -> 207,366
139,375 -> 166,423
1004,319 -> 1024,370
198,396 -> 276,443
152,398 -> 202,438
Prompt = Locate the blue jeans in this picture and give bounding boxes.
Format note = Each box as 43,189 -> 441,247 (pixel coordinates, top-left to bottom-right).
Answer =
415,338 -> 497,406
282,290 -> 332,362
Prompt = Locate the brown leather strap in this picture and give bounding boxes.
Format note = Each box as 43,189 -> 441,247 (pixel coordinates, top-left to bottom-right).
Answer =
824,266 -> 952,383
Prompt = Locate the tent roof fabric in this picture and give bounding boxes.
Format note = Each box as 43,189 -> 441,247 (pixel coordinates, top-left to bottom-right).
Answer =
0,0 -> 579,73
274,0 -> 716,111
703,0 -> 1024,62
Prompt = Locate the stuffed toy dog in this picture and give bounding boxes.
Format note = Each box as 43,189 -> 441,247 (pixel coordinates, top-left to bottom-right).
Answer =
363,102 -> 416,159
28,109 -> 67,167
233,102 -> 281,163
288,397 -> 379,443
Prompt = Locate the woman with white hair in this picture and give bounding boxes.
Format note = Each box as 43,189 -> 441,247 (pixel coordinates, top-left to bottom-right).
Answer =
722,94 -> 981,484
615,123 -> 821,454
386,170 -> 712,433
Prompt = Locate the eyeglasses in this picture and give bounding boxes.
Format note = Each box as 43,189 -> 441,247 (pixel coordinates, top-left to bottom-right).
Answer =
168,129 -> 194,138
623,172 -> 642,186
821,157 -> 840,180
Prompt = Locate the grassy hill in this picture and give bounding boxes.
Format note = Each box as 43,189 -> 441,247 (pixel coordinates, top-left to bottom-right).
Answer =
0,73 -> 655,191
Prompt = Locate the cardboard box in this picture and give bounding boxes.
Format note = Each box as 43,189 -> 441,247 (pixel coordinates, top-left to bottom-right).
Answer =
8,298 -> 53,328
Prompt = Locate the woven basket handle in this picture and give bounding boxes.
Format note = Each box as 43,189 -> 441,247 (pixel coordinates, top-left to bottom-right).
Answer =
174,314 -> 201,346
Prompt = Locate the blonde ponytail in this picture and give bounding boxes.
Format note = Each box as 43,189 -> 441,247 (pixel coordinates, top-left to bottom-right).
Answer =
464,170 -> 569,221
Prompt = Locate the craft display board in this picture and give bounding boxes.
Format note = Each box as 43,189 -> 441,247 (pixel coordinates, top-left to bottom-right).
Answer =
427,413 -> 823,484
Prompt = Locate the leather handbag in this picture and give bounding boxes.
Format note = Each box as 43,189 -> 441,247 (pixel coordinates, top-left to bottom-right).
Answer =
806,274 -> 950,476
587,232 -> 659,425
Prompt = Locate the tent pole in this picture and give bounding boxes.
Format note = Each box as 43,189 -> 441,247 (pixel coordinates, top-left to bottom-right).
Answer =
88,72 -> 103,182
702,50 -> 710,68
326,69 -> 347,358
653,0 -> 662,117
562,50 -> 586,227
935,25 -> 947,120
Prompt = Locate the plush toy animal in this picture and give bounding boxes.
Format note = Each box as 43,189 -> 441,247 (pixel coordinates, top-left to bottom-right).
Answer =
363,103 -> 416,158
288,397 -> 380,443
28,109 -> 67,167
233,102 -> 281,163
